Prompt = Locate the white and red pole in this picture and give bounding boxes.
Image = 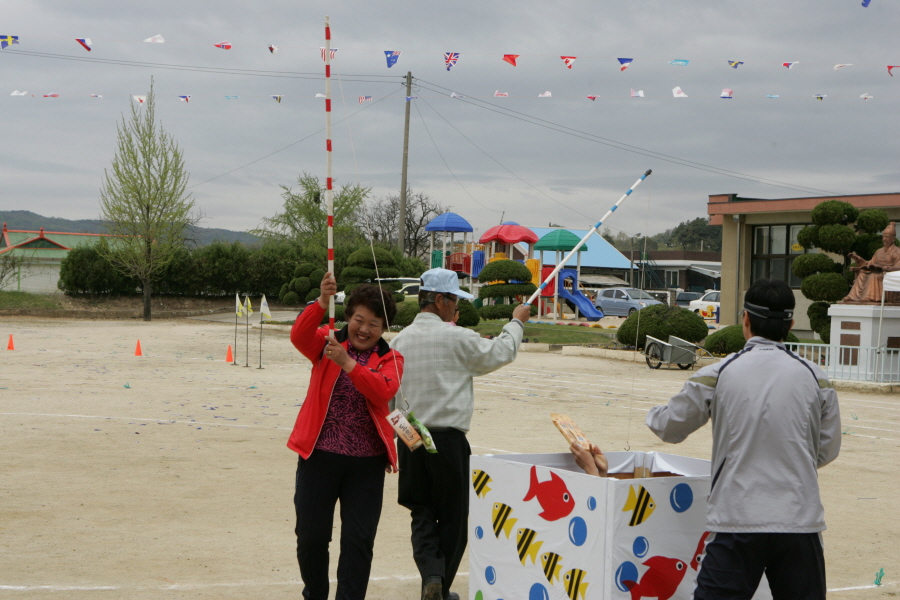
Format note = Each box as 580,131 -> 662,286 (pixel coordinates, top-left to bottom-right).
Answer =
324,16 -> 335,331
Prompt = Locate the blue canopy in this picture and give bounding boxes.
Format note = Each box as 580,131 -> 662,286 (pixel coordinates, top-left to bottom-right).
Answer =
425,212 -> 474,233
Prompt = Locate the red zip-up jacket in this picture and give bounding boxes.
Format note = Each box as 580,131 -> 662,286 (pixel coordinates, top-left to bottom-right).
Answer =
287,301 -> 403,471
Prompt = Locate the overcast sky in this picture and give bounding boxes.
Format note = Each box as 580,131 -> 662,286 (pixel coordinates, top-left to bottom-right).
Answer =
2,0 -> 897,242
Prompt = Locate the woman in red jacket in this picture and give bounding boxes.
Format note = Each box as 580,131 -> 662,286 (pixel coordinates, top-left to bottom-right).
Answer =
288,272 -> 403,600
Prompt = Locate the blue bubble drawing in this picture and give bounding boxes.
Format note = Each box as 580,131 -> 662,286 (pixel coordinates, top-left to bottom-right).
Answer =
632,536 -> 649,558
529,582 -> 550,600
568,516 -> 587,546
587,496 -> 597,511
485,566 -> 497,585
615,561 -> 639,592
474,526 -> 484,539
670,483 -> 694,513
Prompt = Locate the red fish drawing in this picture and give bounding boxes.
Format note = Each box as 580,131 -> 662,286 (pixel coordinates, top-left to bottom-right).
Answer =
691,531 -> 710,571
623,556 -> 688,600
523,465 -> 575,521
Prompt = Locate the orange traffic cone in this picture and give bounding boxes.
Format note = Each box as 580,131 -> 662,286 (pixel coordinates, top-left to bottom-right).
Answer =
7,334 -> 14,351
226,345 -> 233,363
135,340 -> 142,357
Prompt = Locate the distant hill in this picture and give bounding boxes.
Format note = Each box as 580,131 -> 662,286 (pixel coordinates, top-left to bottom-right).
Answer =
0,210 -> 261,247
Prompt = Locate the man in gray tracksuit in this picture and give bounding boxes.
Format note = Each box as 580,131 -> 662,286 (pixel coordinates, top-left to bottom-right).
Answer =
646,278 -> 841,599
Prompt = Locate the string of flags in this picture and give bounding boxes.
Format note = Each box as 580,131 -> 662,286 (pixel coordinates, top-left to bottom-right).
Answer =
8,88 -> 888,102
1,32 -> 897,77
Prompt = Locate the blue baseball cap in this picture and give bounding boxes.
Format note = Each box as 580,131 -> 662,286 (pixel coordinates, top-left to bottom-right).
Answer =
420,268 -> 474,299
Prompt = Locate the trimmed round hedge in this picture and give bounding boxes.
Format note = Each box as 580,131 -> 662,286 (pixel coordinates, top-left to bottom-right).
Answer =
800,272 -> 848,303
478,304 -> 537,320
479,282 -> 538,299
477,259 -> 533,284
816,223 -> 856,255
392,302 -> 420,327
282,291 -> 300,305
807,302 -> 831,332
306,288 -> 321,303
811,200 -> 858,227
704,325 -> 799,355
792,253 -> 839,279
616,304 -> 709,350
457,299 -> 480,327
856,209 -> 890,235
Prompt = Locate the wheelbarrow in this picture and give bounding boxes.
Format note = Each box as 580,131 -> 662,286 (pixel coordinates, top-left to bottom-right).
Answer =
644,335 -> 712,370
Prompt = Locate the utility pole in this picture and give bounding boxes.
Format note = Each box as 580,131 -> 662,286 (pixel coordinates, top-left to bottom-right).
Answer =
398,71 -> 412,255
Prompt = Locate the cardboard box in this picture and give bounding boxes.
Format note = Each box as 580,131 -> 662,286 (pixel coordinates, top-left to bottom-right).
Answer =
469,451 -> 771,600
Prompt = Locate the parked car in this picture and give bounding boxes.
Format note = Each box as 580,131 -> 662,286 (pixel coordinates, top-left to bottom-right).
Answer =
688,290 -> 721,317
674,291 -> 702,308
399,283 -> 420,296
594,287 -> 663,316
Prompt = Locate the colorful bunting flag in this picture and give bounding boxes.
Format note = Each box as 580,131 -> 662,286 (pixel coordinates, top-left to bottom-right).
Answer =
860,93 -> 873,100
560,56 -> 577,69
538,91 -> 552,97
630,89 -> 644,98
178,95 -> 191,103
90,94 -> 102,98
766,95 -> 780,99
888,66 -> 899,76
727,60 -> 744,69
235,293 -> 244,317
814,94 -> 826,101
272,95 -> 283,103
268,44 -> 277,54
720,89 -> 734,99
502,54 -> 519,67
450,91 -> 464,99
405,96 -> 418,101
834,64 -> 852,71
75,38 -> 92,51
260,295 -> 271,319
672,86 -> 688,97
494,90 -> 508,97
617,58 -> 633,71
225,96 -> 239,100
669,59 -> 690,66
587,95 -> 597,101
133,95 -> 146,104
215,41 -> 232,50
10,90 -> 27,96
0,35 -> 19,49
315,93 -> 326,98
143,34 -> 165,43
359,96 -> 372,103
320,47 -> 337,60
444,52 -> 459,71
385,50 -> 401,68
862,0 -> 872,6
782,62 -> 798,69
43,93 -> 59,98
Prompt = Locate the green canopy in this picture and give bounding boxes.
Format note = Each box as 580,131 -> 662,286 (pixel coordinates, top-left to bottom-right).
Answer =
533,229 -> 587,252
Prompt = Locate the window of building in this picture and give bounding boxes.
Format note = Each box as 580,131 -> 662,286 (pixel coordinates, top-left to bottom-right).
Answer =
751,224 -> 809,287
666,270 -> 679,288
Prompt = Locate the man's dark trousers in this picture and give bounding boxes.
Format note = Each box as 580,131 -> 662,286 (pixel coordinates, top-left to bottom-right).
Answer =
398,429 -> 470,600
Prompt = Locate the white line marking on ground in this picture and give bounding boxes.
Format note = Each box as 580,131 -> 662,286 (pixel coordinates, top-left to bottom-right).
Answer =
0,413 -> 291,431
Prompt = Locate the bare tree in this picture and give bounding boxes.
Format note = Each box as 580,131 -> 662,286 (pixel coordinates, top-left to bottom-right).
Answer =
99,80 -> 199,321
361,188 -> 450,260
0,252 -> 26,291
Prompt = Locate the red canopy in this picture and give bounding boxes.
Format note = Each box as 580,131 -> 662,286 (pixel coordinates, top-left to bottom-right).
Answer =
478,224 -> 539,244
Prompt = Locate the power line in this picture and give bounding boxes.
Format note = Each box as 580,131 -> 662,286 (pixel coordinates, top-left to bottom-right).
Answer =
414,78 -> 844,197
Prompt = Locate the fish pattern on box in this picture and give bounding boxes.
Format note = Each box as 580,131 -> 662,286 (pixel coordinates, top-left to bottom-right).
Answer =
469,453 -> 773,600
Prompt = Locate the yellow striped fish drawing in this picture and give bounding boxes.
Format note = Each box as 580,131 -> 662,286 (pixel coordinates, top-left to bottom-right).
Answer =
471,469 -> 492,498
563,568 -> 589,600
491,502 -> 517,539
516,527 -> 543,565
541,551 -> 564,584
622,484 -> 656,526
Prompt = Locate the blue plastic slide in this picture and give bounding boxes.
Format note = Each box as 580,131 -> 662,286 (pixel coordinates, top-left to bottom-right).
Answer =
555,268 -> 604,321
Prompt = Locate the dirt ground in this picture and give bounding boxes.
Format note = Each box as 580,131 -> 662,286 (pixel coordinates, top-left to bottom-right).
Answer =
0,317 -> 896,599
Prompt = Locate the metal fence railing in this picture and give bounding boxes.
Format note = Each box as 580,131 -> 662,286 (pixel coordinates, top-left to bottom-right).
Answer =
785,342 -> 900,383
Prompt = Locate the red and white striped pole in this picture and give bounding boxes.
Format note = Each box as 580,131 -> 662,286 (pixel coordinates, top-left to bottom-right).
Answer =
324,16 -> 335,331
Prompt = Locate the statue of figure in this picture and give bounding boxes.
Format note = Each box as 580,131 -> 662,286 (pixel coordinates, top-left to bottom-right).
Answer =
842,221 -> 900,304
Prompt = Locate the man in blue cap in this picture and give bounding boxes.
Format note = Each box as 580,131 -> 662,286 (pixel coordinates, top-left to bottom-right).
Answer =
391,268 -> 531,600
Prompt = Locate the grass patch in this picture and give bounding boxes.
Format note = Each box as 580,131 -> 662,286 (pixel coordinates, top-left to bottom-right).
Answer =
473,321 -> 616,345
0,291 -> 62,310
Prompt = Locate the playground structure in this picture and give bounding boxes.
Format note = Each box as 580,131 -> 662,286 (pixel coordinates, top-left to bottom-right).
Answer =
423,213 -> 623,320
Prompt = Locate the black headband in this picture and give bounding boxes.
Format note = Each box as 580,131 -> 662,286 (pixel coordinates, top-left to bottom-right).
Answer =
743,301 -> 793,321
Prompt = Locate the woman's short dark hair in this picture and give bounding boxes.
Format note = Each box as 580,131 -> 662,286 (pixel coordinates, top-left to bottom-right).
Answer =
344,284 -> 397,327
744,278 -> 795,342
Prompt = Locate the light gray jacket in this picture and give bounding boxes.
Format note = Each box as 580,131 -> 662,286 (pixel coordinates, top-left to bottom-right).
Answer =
646,336 -> 841,533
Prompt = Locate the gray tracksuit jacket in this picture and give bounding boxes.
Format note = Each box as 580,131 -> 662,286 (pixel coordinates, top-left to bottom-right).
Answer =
646,336 -> 841,533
